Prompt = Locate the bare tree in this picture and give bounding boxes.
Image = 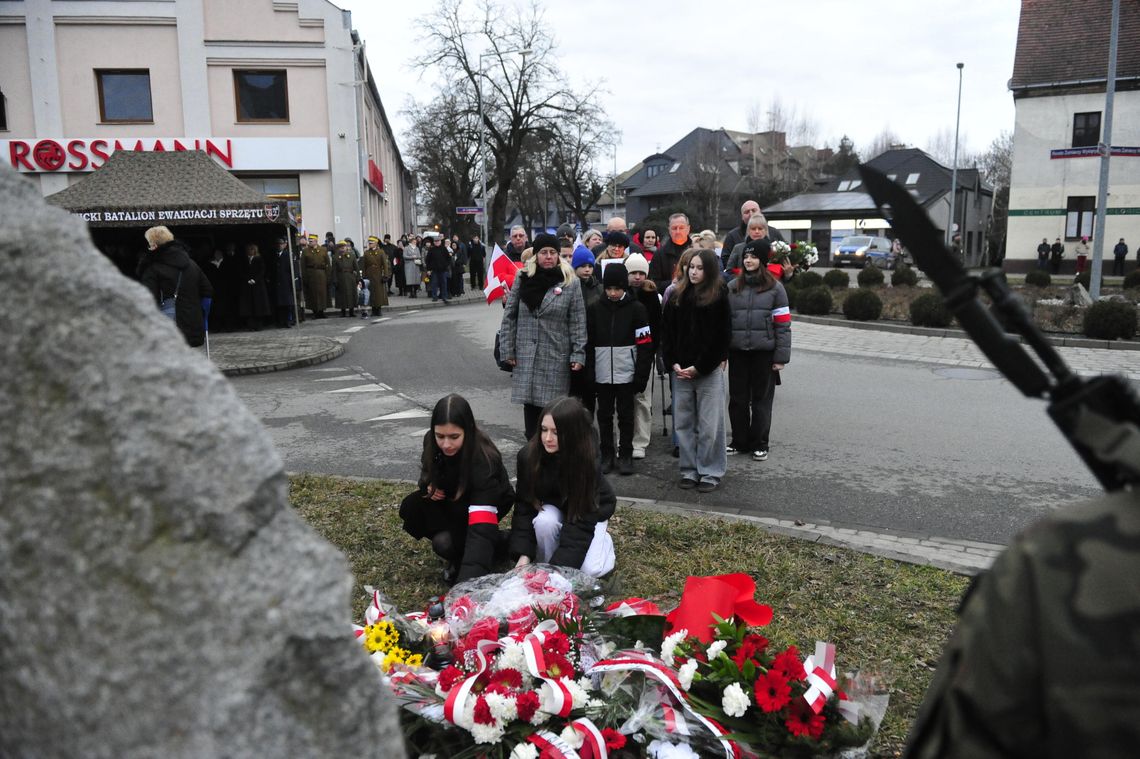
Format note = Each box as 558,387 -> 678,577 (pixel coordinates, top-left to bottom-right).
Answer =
925,127 -> 976,168
403,92 -> 481,235
414,0 -> 599,244
547,106 -> 615,229
980,130 -> 1014,264
866,127 -> 905,160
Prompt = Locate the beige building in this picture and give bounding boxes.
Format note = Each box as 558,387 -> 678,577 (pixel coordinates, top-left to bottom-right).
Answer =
0,0 -> 413,242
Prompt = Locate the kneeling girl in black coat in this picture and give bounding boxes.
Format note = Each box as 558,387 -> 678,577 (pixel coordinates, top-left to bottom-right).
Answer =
510,396 -> 616,576
400,394 -> 514,584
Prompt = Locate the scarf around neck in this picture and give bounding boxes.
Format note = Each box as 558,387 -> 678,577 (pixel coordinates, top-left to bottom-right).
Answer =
520,265 -> 563,312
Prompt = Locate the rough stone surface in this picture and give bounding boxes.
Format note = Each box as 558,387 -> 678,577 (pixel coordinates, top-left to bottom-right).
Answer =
0,167 -> 405,757
1068,283 -> 1094,306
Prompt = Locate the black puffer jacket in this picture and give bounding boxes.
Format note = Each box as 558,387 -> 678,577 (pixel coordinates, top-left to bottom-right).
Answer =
661,285 -> 731,376
510,445 -> 616,569
587,292 -> 653,392
138,240 -> 213,347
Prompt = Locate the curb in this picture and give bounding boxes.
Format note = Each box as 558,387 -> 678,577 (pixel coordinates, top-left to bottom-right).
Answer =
794,313 -> 1140,352
210,335 -> 345,376
285,472 -> 1002,575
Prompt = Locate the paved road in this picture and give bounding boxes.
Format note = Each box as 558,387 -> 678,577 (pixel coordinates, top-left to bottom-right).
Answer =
230,302 -> 1110,547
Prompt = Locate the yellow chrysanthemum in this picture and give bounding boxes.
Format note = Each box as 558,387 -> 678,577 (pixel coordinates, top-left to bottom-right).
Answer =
405,654 -> 424,668
362,621 -> 400,653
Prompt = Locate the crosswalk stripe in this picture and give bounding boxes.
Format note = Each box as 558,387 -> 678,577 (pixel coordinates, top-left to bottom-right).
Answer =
343,325 -> 366,333
365,409 -> 430,422
326,385 -> 387,394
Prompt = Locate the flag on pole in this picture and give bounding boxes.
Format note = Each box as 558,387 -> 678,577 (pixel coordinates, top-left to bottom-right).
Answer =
484,243 -> 523,303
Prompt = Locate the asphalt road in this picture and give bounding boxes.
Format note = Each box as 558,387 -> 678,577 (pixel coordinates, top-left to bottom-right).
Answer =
230,302 -> 1101,546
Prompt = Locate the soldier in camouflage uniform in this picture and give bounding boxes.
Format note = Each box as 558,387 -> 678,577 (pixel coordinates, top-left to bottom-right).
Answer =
301,234 -> 329,318
362,235 -> 391,316
333,240 -> 360,318
905,488 -> 1140,758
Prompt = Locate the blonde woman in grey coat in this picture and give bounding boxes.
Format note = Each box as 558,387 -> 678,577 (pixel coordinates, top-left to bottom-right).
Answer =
499,233 -> 587,439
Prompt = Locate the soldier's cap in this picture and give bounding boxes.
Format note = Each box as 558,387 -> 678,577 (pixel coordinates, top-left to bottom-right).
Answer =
337,240 -> 349,247
308,234 -> 319,240
368,235 -> 380,243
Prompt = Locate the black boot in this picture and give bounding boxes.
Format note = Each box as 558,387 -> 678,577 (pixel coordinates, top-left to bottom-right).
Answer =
340,309 -> 347,318
601,451 -> 616,474
618,454 -> 634,476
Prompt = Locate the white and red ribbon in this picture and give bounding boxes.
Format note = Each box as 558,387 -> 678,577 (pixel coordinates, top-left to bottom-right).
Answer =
468,504 -> 499,526
571,717 -> 609,759
522,620 -> 575,718
442,638 -> 501,724
589,653 -> 737,759
527,729 -> 581,759
801,641 -> 838,714
364,590 -> 387,625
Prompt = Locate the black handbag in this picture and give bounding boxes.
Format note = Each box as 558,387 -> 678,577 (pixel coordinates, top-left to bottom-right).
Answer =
493,331 -> 513,373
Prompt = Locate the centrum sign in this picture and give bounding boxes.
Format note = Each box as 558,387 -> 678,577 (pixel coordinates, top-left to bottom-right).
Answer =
0,137 -> 329,173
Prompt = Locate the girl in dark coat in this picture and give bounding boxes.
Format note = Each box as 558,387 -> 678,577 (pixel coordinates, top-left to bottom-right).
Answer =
139,226 -> 213,347
238,243 -> 271,329
399,394 -> 515,584
510,396 -> 616,576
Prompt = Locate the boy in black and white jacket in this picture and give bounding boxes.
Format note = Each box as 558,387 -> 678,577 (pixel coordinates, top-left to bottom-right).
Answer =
589,262 -> 654,476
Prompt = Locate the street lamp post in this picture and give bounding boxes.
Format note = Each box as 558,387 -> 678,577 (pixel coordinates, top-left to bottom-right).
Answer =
947,62 -> 964,259
477,48 -> 530,246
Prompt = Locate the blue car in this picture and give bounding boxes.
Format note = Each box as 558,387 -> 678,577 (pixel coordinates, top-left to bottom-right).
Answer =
832,235 -> 897,269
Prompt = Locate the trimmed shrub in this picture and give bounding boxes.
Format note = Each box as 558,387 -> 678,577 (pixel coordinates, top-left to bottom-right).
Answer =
843,288 -> 883,321
1075,271 -> 1103,291
795,286 -> 833,315
784,281 -> 799,311
1024,270 -> 1052,287
1083,300 -> 1138,340
891,266 -> 919,287
795,271 -> 824,289
823,269 -> 850,289
910,292 -> 953,328
1124,270 -> 1140,290
857,265 -> 885,288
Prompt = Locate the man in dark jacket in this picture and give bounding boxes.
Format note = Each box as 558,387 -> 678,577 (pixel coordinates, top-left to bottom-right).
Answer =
648,213 -> 692,292
468,234 -> 487,290
504,226 -> 528,262
424,235 -> 452,303
266,237 -> 296,328
139,226 -> 214,347
1113,237 -> 1129,276
589,263 -> 653,476
1050,238 -> 1064,274
450,234 -> 468,297
1036,238 -> 1051,271
721,200 -> 786,270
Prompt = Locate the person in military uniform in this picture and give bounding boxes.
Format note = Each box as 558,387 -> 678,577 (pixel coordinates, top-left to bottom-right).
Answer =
333,240 -> 360,317
362,235 -> 391,317
905,488 -> 1140,758
301,233 -> 329,318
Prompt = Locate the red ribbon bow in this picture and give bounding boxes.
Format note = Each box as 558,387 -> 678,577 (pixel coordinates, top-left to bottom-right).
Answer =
665,573 -> 772,643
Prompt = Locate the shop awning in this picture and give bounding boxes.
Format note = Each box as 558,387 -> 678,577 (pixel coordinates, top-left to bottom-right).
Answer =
45,150 -> 293,228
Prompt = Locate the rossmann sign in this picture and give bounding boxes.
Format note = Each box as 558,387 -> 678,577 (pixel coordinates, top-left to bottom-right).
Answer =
0,137 -> 329,173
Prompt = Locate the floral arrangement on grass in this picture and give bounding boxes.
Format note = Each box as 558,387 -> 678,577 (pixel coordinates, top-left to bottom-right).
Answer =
359,568 -> 886,758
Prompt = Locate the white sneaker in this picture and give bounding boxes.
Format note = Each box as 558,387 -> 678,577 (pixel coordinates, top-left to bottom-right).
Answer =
752,449 -> 769,461
632,448 -> 646,459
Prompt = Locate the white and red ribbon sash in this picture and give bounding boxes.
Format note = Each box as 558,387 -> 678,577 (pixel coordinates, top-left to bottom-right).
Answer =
442,637 -> 501,724
571,717 -> 608,759
527,729 -> 581,759
364,590 -> 387,625
604,597 -> 663,617
772,305 -> 791,324
468,504 -> 499,526
589,653 -> 736,759
522,620 -> 575,718
801,641 -> 837,714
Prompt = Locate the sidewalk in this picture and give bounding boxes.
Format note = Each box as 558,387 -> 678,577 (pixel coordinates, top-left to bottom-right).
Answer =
203,288 -> 487,375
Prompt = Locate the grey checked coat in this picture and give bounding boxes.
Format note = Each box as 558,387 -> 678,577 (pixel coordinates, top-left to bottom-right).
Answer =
499,273 -> 587,406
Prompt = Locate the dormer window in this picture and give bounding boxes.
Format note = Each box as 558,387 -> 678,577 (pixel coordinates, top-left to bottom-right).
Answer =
905,173 -> 920,185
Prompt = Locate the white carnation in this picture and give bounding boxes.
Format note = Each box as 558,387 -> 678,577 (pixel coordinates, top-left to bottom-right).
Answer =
721,682 -> 750,718
677,659 -> 699,691
648,739 -> 701,759
484,691 -> 518,722
565,678 -> 589,709
560,725 -> 585,749
470,720 -> 506,744
660,628 -> 688,667
707,640 -> 728,660
495,642 -> 528,673
509,745 -> 539,759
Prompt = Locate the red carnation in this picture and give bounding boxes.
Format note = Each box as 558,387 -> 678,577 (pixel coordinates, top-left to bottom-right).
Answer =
754,669 -> 792,713
770,645 -> 804,681
602,728 -> 627,750
542,631 -> 572,657
516,690 -> 541,722
437,665 -> 466,692
732,634 -> 769,669
463,617 -> 502,650
473,695 -> 495,725
785,702 -> 826,739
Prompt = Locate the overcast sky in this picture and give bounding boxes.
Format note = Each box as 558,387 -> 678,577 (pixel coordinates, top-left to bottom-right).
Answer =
338,0 -> 1022,171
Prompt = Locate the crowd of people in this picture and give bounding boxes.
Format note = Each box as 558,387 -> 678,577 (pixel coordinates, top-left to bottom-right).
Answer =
1035,234 -> 1133,276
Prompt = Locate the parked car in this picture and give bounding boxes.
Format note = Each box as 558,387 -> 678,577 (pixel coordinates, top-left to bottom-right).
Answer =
832,235 -> 896,269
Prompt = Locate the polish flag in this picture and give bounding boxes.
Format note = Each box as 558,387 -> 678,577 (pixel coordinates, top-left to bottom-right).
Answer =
484,243 -> 523,304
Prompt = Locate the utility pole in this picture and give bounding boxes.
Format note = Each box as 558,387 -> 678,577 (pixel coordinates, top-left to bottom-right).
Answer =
1090,0 -> 1120,299
948,62 -> 964,259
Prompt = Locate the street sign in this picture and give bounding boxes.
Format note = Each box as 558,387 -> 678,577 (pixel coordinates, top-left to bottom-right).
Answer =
456,206 -> 484,215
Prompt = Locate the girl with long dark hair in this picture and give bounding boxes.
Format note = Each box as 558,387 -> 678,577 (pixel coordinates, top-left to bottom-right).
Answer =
399,394 -> 514,584
661,247 -> 732,492
726,238 -> 791,460
510,396 -> 616,576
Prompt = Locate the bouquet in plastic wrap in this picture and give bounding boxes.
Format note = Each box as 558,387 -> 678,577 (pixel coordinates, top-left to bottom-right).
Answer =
379,564 -> 634,757
352,588 -> 429,672
771,239 -> 820,272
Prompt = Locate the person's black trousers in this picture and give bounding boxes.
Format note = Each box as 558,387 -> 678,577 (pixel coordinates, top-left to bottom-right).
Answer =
595,383 -> 635,457
523,403 -> 543,439
471,264 -> 485,290
728,349 -> 775,451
